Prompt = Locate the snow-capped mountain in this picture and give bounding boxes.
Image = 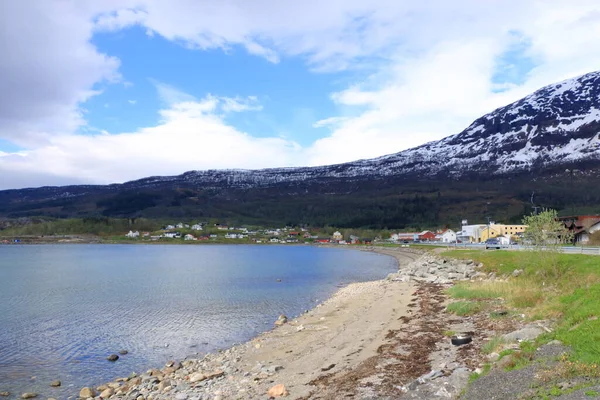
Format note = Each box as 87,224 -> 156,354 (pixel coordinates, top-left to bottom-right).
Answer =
1,71 -> 600,222
136,70 -> 600,188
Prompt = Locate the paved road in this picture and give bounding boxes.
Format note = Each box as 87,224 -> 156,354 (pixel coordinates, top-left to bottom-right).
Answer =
417,242 -> 600,255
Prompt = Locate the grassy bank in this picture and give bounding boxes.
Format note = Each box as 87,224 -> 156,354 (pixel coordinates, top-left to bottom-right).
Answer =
442,249 -> 600,371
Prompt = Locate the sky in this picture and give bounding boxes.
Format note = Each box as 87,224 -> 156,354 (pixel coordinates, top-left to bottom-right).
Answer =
2,1 -> 600,189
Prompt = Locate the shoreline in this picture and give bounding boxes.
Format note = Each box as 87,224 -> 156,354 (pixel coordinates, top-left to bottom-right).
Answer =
7,247 -> 492,399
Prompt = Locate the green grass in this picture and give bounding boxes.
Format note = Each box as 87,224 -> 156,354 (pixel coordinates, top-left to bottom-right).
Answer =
446,301 -> 484,316
586,390 -> 600,397
444,249 -> 600,369
481,336 -> 506,354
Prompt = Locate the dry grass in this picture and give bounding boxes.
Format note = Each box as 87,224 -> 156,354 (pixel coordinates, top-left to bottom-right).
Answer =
536,354 -> 600,382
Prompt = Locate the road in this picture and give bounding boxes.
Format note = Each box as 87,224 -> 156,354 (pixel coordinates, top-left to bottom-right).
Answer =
415,242 -> 600,255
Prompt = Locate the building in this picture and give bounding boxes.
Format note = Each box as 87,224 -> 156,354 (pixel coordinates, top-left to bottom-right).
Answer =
457,224 -> 487,243
435,229 -> 456,243
418,231 -> 436,241
125,230 -> 140,238
184,234 -> 196,241
559,215 -> 600,244
480,224 -> 528,242
191,224 -> 203,231
332,231 -> 343,241
391,232 -> 419,242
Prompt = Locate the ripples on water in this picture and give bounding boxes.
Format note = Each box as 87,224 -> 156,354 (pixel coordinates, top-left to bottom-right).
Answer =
0,244 -> 396,397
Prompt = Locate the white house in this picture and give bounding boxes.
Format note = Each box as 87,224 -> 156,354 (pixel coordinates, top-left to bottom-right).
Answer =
184,234 -> 196,241
176,223 -> 184,229
163,232 -> 179,238
269,237 -> 280,243
165,225 -> 175,230
332,231 -> 343,241
225,233 -> 246,239
191,224 -> 203,231
125,230 -> 140,238
457,224 -> 486,243
436,229 -> 457,243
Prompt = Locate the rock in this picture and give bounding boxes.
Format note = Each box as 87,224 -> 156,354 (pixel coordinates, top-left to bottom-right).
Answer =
107,354 -> 119,361
512,269 -> 523,277
267,384 -> 289,397
502,325 -> 545,342
0,392 -> 9,397
487,352 -> 500,362
262,365 -> 284,374
189,370 -> 224,383
419,370 -> 443,382
435,386 -> 452,398
49,380 -> 61,387
119,349 -> 128,355
99,388 -> 114,398
321,364 -> 335,372
175,393 -> 188,400
79,387 -> 96,398
274,315 -> 288,326
21,394 -> 37,399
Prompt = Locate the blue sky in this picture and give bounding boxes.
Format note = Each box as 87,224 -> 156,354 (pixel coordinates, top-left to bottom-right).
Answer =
86,26 -> 351,145
1,0 -> 600,189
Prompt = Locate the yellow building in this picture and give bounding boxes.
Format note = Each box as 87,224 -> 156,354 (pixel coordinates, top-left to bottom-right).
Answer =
480,224 -> 527,242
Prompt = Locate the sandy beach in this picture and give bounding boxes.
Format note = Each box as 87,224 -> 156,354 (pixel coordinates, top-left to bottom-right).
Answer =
55,247 -> 492,399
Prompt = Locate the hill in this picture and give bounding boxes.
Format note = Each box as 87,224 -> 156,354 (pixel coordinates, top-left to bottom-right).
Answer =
2,72 -> 600,228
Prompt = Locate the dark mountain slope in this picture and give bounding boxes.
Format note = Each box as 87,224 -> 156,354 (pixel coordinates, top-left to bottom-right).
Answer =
1,72 -> 600,228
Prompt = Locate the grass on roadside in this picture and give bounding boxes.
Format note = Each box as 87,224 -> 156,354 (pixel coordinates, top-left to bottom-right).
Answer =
442,249 -> 600,368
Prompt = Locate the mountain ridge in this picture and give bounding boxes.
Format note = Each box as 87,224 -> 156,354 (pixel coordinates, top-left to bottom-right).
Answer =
2,71 -> 600,227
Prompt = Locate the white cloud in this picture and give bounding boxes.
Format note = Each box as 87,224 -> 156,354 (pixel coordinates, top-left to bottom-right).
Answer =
0,98 -> 302,188
3,1 -> 600,188
0,1 -> 120,148
220,96 -> 263,113
128,100 -> 137,105
312,117 -> 349,129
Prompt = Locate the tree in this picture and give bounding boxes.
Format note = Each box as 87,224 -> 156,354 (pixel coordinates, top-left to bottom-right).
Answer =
521,209 -> 574,280
522,209 -> 573,247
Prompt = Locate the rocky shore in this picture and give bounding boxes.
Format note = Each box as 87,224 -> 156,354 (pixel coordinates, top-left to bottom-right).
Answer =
9,247 -> 549,400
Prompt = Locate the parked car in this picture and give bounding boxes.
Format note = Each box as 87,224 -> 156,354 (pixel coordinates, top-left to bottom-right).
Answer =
485,238 -> 501,250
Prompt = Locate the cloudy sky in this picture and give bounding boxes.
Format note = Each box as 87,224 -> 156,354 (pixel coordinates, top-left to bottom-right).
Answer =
1,0 -> 600,189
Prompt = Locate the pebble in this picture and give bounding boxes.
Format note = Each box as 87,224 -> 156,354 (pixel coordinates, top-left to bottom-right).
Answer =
274,315 -> 288,326
50,380 -> 61,387
107,354 -> 119,362
0,393 -> 9,397
119,349 -> 129,355
21,394 -> 38,399
79,387 -> 96,398
267,384 -> 289,398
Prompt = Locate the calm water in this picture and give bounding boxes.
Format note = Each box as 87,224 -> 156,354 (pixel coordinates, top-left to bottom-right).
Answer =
0,244 -> 396,397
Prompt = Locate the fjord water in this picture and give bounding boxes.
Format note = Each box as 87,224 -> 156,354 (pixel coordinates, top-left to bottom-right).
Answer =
0,244 -> 396,397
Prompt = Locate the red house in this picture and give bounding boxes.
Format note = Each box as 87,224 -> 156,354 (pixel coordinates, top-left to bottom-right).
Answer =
418,230 -> 436,241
